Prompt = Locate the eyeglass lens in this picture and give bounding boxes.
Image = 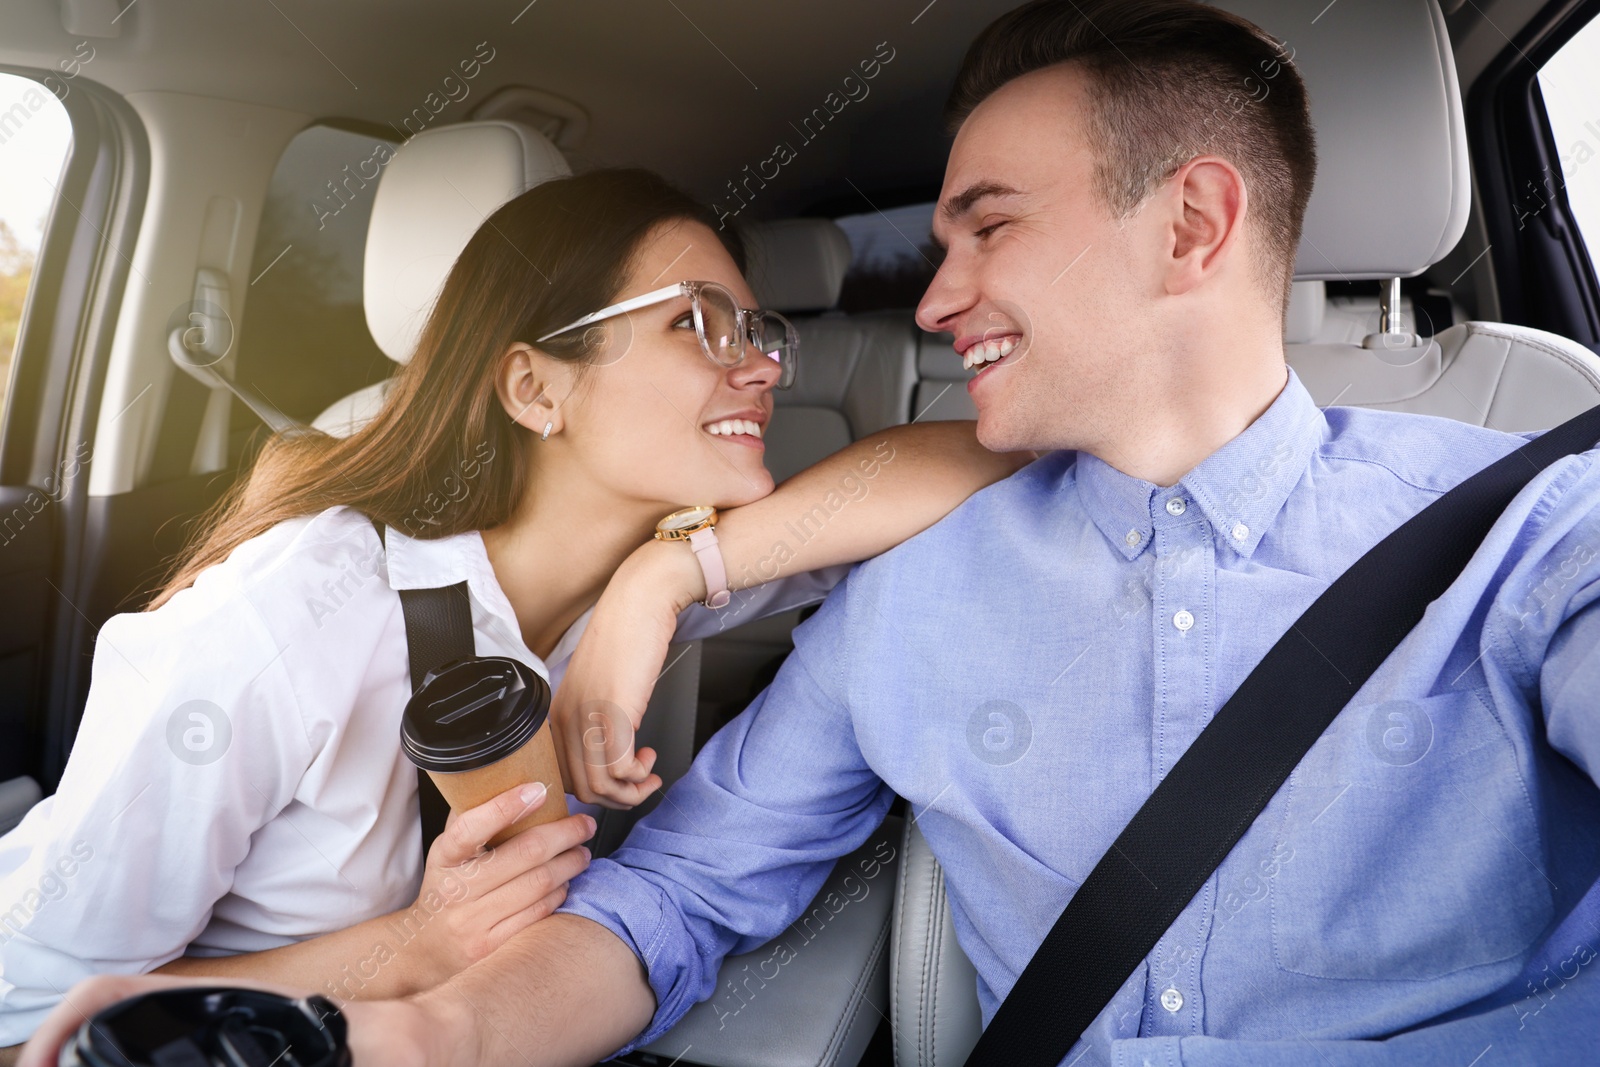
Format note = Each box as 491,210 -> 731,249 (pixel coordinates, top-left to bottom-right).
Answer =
692,284 -> 796,387
695,285 -> 744,368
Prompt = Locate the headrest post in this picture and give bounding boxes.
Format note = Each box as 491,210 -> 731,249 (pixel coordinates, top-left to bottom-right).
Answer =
1361,275 -> 1438,363
1378,277 -> 1404,335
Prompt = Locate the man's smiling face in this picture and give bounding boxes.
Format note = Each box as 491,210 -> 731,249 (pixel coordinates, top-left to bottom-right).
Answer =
918,62 -> 1164,456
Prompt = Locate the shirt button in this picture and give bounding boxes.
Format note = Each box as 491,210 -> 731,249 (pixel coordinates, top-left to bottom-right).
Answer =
1165,498 -> 1187,516
1160,987 -> 1184,1013
1125,529 -> 1142,547
1231,522 -> 1249,542
1173,610 -> 1194,632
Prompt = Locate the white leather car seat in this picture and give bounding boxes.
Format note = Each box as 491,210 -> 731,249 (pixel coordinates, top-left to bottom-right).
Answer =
910,332 -> 979,424
311,120 -> 571,436
1285,276 -> 1600,428
890,2 -> 1600,1066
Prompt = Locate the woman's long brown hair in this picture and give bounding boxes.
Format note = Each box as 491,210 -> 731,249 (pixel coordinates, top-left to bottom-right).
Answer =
147,168 -> 744,611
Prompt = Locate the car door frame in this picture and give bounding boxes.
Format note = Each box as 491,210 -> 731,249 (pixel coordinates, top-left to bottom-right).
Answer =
0,68 -> 148,793
1468,0 -> 1600,350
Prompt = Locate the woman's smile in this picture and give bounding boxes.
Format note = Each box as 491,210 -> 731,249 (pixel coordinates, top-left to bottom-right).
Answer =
701,410 -> 768,449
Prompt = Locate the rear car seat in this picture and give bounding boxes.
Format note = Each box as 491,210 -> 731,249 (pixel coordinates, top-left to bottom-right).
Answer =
911,330 -> 979,423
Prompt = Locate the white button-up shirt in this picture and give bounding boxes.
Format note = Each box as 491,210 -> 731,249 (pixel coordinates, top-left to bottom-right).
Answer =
0,503 -> 841,1043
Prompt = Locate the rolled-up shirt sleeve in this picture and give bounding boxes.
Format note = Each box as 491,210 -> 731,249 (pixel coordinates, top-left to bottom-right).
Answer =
555,565 -> 892,1055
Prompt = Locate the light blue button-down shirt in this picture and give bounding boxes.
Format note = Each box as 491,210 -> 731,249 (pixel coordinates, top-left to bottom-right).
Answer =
557,367 -> 1600,1065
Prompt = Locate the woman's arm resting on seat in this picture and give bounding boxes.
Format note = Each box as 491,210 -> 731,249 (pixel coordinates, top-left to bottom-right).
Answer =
153,784 -> 595,1003
552,420 -> 1032,806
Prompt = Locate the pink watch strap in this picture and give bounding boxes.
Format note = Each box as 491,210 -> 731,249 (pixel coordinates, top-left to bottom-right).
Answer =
687,526 -> 732,608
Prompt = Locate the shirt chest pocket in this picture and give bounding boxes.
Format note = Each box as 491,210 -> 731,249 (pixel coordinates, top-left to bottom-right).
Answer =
1267,688 -> 1553,982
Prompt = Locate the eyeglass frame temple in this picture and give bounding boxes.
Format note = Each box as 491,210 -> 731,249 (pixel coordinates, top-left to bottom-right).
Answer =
533,280 -> 795,376
533,282 -> 689,343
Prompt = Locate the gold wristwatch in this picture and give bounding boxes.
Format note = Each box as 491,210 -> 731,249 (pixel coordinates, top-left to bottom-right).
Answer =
654,505 -> 731,609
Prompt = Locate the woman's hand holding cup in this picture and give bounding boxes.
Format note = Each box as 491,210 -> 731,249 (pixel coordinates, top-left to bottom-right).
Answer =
401,781 -> 595,987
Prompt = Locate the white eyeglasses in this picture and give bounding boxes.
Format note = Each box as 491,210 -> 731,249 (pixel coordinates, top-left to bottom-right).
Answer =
536,280 -> 799,389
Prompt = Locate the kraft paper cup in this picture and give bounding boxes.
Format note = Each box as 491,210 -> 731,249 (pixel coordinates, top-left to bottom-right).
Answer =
401,656 -> 569,847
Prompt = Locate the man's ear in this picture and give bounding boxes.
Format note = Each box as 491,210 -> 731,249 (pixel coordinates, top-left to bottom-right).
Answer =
495,342 -> 572,436
1164,156 -> 1249,297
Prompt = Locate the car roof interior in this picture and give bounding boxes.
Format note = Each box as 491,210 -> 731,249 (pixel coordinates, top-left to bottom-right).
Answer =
0,0 -> 1566,221
0,1 -> 993,219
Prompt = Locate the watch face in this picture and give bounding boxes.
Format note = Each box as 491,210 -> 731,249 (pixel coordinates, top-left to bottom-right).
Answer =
659,505 -> 715,533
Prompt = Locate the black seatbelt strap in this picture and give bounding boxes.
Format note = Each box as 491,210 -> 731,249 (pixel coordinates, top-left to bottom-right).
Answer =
964,402 -> 1600,1067
369,516 -> 468,857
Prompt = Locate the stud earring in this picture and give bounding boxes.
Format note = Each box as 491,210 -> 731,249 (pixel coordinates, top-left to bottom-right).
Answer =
533,384 -> 552,441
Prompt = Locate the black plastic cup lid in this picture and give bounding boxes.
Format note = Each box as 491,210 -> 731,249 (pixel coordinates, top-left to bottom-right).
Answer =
400,656 -> 552,774
60,987 -> 350,1067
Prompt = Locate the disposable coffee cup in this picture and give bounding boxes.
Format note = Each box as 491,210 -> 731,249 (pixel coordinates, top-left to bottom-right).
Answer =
401,656 -> 569,847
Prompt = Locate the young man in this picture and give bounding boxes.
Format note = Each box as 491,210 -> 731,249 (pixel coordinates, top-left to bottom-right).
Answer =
20,2 -> 1600,1064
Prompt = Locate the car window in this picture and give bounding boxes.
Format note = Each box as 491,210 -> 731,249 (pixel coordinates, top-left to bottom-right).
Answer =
1539,14 -> 1600,273
834,201 -> 938,313
0,72 -> 73,426
233,123 -> 398,445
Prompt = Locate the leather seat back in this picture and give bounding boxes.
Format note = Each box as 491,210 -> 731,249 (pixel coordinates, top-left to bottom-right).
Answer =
912,328 -> 979,423
1288,318 -> 1600,427
892,818 -> 981,1067
764,310 -> 921,478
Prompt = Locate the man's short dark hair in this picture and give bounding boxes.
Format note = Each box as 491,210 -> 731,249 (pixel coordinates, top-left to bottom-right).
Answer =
946,0 -> 1317,313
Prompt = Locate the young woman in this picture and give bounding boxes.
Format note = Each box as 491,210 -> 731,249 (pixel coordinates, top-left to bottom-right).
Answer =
0,168 -> 1031,1052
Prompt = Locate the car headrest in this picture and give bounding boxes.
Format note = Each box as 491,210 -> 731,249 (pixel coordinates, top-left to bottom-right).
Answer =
741,219 -> 854,312
1217,0 -> 1469,279
364,120 -> 571,364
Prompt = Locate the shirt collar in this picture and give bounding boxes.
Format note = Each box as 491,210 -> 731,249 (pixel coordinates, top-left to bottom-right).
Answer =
1076,366 -> 1322,561
378,518 -> 551,669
